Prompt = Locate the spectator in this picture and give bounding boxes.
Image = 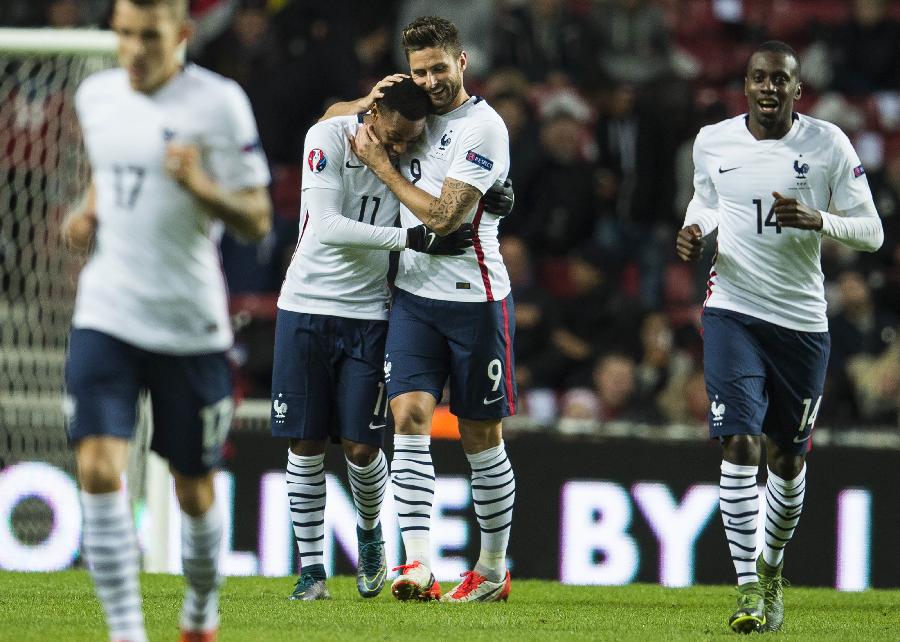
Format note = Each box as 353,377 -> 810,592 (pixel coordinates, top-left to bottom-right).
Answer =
493,0 -> 595,84
512,100 -> 598,256
828,0 -> 900,95
491,90 -> 542,193
592,352 -> 657,422
589,0 -> 674,86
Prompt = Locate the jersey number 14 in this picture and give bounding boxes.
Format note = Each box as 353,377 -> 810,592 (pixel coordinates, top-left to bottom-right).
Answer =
753,199 -> 782,234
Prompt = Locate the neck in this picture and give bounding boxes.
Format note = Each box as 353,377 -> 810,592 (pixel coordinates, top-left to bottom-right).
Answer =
438,88 -> 470,115
747,115 -> 792,140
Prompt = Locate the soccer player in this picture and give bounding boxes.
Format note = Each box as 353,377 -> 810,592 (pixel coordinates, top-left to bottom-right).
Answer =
676,41 -> 884,633
344,16 -> 516,603
61,1 -> 272,641
273,77 -> 476,601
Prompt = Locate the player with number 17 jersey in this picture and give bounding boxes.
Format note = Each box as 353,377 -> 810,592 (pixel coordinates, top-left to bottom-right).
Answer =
396,96 -> 510,302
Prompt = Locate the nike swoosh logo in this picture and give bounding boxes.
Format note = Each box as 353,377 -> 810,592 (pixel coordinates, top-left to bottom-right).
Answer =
483,395 -> 504,405
369,422 -> 386,430
728,518 -> 754,527
792,434 -> 812,443
718,166 -> 740,173
425,232 -> 436,248
346,160 -> 364,169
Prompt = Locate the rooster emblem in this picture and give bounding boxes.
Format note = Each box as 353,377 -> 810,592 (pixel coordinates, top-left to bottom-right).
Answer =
793,159 -> 809,178
273,397 -> 287,419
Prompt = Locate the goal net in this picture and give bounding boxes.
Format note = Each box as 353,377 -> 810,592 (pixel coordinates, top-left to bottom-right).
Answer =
0,28 -> 131,563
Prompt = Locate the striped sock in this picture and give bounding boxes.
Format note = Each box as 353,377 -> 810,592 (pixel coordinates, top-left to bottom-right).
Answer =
80,489 -> 147,642
763,465 -> 806,567
286,451 -> 326,578
180,500 -> 223,633
346,450 -> 388,531
391,434 -> 434,566
468,441 -> 515,583
720,460 -> 760,586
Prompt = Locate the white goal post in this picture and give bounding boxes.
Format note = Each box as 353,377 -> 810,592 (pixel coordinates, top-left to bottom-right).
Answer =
0,28 -> 118,55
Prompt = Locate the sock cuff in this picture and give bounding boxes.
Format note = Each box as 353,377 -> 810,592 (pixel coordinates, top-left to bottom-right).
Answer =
767,463 -> 807,489
720,460 -> 758,477
466,440 -> 506,466
80,489 -> 127,510
181,498 -> 222,533
288,450 -> 325,468
394,434 -> 431,448
346,449 -> 385,474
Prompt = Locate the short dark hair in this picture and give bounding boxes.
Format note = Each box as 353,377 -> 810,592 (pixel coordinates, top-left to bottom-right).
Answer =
377,77 -> 432,121
120,0 -> 188,22
401,16 -> 462,59
750,40 -> 801,77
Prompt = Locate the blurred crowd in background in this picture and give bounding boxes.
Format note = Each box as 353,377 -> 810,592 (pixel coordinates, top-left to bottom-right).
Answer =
3,0 -> 898,429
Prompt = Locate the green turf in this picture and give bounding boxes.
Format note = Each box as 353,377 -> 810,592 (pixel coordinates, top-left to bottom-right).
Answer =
1,571 -> 898,641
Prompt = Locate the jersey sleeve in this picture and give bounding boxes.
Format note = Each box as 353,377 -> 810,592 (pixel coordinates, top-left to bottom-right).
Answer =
445,117 -> 509,194
683,129 -> 719,235
828,127 -> 874,211
206,80 -> 270,190
300,120 -> 345,191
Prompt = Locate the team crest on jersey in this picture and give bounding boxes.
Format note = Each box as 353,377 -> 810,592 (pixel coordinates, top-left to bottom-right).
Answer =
793,159 -> 809,178
307,148 -> 327,173
440,131 -> 453,148
162,127 -> 176,142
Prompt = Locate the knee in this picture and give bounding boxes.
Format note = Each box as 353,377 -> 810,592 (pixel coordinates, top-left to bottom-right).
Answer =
173,473 -> 215,517
768,452 -> 805,480
392,401 -> 432,434
458,419 -> 502,454
343,442 -> 379,467
722,434 -> 761,466
76,453 -> 123,494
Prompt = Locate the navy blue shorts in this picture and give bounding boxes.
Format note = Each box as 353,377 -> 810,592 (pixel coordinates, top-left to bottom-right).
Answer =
701,307 -> 830,454
65,328 -> 233,475
270,309 -> 388,446
385,288 -> 517,420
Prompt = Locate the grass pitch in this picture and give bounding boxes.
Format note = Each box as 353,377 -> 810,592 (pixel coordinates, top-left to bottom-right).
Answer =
0,571 -> 898,641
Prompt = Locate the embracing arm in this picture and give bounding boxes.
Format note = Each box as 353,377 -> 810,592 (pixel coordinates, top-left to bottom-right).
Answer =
378,168 -> 482,236
319,74 -> 409,122
307,187 -> 406,250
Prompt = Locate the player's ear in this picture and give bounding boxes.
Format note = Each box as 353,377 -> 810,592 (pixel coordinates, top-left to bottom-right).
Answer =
458,50 -> 467,74
794,83 -> 802,100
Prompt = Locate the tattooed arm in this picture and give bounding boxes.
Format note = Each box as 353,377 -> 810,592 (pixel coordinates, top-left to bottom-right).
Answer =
350,123 -> 482,235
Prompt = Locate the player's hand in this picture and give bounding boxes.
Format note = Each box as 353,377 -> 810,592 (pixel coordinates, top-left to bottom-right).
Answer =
165,143 -> 208,194
406,223 -> 474,255
359,73 -> 409,112
62,209 -> 97,254
676,224 -> 704,261
772,191 -> 823,230
349,123 -> 391,174
483,178 -> 515,217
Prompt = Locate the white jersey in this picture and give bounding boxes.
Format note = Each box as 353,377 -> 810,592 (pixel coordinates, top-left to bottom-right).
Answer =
73,64 -> 270,354
395,96 -> 510,302
686,114 -> 874,332
278,115 -> 402,321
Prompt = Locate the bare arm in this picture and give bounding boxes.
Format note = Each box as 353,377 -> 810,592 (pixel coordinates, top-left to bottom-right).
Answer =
62,182 -> 97,254
319,73 -> 408,122
350,123 -> 481,235
166,143 -> 272,241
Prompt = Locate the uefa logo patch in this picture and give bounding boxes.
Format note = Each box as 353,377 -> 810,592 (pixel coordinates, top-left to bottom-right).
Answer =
308,148 -> 327,173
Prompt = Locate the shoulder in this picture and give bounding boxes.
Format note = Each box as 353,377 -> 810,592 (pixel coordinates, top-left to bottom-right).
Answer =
797,113 -> 853,149
180,64 -> 247,105
76,68 -> 127,101
695,115 -> 745,146
306,115 -> 356,145
460,98 -> 509,139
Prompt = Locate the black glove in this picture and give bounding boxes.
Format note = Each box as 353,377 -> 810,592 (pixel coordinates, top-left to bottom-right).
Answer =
483,178 -> 514,217
406,223 -> 474,255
